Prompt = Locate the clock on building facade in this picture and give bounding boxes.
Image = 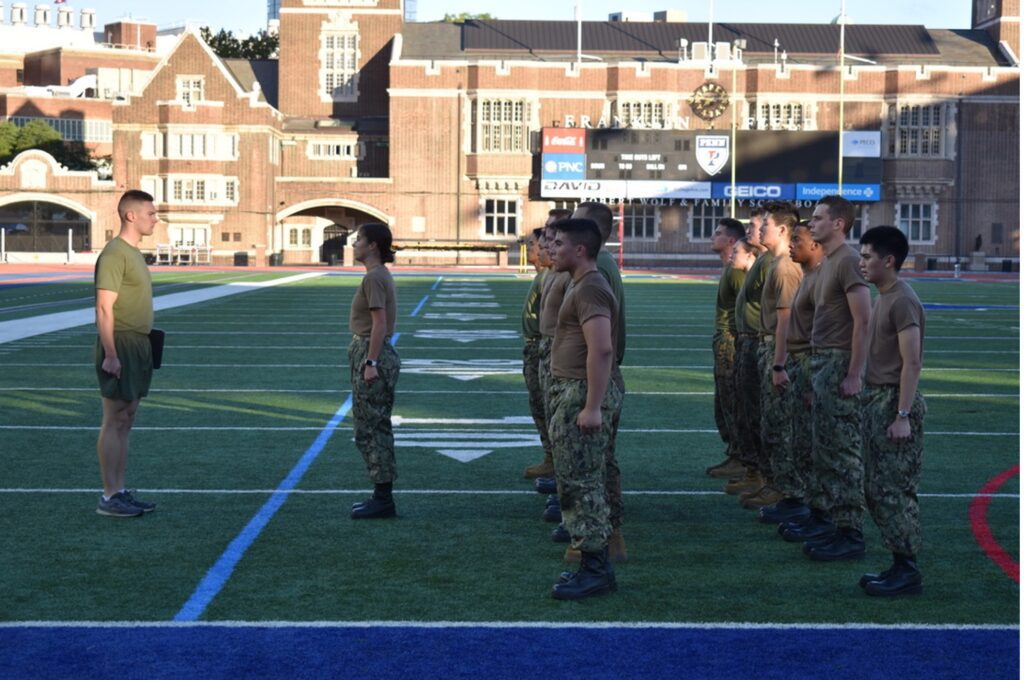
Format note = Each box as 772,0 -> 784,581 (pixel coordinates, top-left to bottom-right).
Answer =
689,81 -> 729,122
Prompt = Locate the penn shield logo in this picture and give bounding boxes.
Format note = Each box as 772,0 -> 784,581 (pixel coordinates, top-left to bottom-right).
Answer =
696,135 -> 730,176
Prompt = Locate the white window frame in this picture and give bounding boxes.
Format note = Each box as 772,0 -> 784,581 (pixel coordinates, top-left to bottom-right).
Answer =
895,201 -> 939,245
141,130 -> 239,161
319,16 -> 360,103
474,99 -> 530,154
176,76 -> 205,107
689,202 -> 728,242
845,205 -> 870,242
480,197 -> 520,238
168,225 -> 210,247
885,102 -> 950,159
306,140 -> 362,160
753,100 -> 810,131
615,99 -> 674,129
162,175 -> 240,207
622,204 -> 660,241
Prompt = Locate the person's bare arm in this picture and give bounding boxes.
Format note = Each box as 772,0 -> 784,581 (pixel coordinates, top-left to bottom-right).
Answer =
363,307 -> 387,384
887,325 -> 922,441
96,288 -> 121,378
841,285 -> 872,398
577,315 -> 613,432
772,308 -> 791,390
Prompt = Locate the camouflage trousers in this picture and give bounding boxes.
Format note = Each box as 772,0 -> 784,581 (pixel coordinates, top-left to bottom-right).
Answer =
607,364 -> 625,530
757,337 -> 788,485
732,334 -> 763,469
548,376 -> 624,552
863,385 -> 926,556
348,335 -> 401,484
781,350 -> 813,501
712,330 -> 739,458
522,339 -> 552,456
538,336 -> 554,426
810,349 -> 865,530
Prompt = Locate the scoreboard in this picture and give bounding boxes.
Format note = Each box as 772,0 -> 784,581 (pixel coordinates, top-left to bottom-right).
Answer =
539,127 -> 883,202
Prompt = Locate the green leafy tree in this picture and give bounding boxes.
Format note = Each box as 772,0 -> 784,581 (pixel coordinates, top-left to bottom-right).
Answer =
442,12 -> 496,23
0,121 -> 17,160
200,26 -> 279,59
0,119 -> 98,171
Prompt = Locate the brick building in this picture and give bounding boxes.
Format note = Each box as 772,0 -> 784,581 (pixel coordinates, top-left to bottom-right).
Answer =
0,0 -> 1019,269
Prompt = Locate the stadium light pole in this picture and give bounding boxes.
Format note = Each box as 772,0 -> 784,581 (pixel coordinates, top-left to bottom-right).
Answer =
838,0 -> 846,194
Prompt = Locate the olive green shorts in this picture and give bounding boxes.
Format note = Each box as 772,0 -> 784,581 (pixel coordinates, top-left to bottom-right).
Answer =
95,332 -> 153,402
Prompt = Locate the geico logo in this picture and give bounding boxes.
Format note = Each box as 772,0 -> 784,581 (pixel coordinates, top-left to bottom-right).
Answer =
725,185 -> 782,198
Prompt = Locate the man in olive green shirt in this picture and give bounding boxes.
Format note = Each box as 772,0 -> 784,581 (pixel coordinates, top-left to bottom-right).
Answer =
522,226 -> 554,479
94,190 -> 159,518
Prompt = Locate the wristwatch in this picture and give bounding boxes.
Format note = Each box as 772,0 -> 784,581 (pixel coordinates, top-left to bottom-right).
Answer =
365,359 -> 378,368
897,409 -> 910,418
772,365 -> 785,372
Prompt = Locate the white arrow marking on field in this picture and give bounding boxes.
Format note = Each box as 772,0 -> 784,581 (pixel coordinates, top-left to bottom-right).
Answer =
422,313 -> 508,322
413,329 -> 520,343
430,301 -> 500,308
435,293 -> 497,300
401,359 -> 523,380
393,428 -> 540,462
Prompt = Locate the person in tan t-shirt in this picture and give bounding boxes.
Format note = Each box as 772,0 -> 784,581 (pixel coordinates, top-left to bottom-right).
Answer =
546,218 -> 621,601
348,223 -> 401,520
857,225 -> 926,597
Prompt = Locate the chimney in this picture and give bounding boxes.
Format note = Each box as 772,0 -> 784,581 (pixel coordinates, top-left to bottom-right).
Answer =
0,3 -> 5,25
57,5 -> 72,28
80,7 -> 95,30
11,2 -> 27,25
34,3 -> 50,27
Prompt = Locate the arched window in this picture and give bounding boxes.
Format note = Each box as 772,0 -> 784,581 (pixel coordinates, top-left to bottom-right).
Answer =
0,201 -> 90,252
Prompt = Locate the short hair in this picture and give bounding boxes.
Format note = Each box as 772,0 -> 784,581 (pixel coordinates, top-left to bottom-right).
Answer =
766,202 -> 799,231
358,222 -> 395,264
117,189 -> 154,220
817,195 -> 856,235
532,227 -> 545,239
552,218 -> 601,259
548,208 -> 573,221
734,238 -> 759,256
718,217 -> 745,241
574,201 -> 615,242
860,225 -> 910,271
747,206 -> 765,219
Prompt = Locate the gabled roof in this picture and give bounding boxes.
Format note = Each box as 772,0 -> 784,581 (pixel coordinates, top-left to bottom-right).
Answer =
399,20 -> 1013,66
223,58 -> 279,108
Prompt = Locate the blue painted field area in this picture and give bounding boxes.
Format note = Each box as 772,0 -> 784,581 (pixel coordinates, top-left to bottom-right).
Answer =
0,625 -> 1017,679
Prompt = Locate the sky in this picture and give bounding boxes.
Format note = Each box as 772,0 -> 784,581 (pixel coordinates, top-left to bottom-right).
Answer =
61,0 -> 972,37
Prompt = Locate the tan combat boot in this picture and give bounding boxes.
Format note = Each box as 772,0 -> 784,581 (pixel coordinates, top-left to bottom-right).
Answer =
725,469 -> 763,495
706,456 -> 747,479
741,485 -> 785,509
524,451 -> 555,479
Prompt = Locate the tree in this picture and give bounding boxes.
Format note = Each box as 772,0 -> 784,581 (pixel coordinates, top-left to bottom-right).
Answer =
442,12 -> 496,23
0,119 -> 98,172
200,26 -> 279,59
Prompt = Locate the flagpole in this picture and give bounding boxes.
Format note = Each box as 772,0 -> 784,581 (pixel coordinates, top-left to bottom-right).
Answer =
576,0 -> 582,69
838,0 -> 846,194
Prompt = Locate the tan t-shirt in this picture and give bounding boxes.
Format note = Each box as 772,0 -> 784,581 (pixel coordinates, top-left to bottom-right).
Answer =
349,265 -> 397,337
787,263 -> 821,353
760,253 -> 803,335
551,270 -> 618,380
540,271 -> 571,338
866,279 -> 925,386
811,243 -> 868,350
95,236 -> 153,334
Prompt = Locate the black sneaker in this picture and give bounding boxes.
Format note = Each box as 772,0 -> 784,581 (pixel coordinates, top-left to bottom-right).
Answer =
542,504 -> 562,523
551,524 -> 570,543
96,492 -> 144,517
122,489 -> 156,513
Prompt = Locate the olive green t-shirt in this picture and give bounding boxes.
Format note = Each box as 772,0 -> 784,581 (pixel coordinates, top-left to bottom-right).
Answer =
94,237 -> 153,334
786,263 -> 821,353
735,251 -> 774,335
811,243 -> 868,350
596,249 -> 626,365
716,265 -> 747,333
521,269 -> 546,341
760,253 -> 803,335
349,265 -> 397,337
551,270 -> 618,380
866,279 -> 925,386
540,271 -> 571,339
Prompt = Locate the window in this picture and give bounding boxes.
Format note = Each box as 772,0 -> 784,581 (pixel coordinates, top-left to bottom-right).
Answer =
165,176 -> 239,206
886,103 -> 948,157
142,132 -> 238,160
755,102 -> 806,130
690,202 -> 727,241
845,207 -> 867,242
616,100 -> 671,129
289,228 -> 298,246
321,30 -> 359,101
222,232 -> 231,242
233,232 -> 242,242
482,198 -> 518,237
308,141 -> 358,159
168,226 -> 209,246
224,180 -> 237,203
301,229 -> 312,246
176,77 -> 205,106
475,99 -> 529,153
8,116 -> 113,143
623,205 -> 658,240
991,222 -> 1004,245
897,202 -> 936,243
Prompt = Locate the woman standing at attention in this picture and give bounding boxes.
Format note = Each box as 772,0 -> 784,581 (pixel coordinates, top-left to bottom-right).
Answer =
348,223 -> 400,519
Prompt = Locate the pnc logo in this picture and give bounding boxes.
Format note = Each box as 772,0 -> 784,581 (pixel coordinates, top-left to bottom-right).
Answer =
544,160 -> 584,173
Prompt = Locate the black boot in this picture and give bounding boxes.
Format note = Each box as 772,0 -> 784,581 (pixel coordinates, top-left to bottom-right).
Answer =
865,554 -> 923,596
551,547 -> 617,600
759,498 -> 811,524
780,510 -> 835,543
859,552 -> 901,588
805,527 -> 866,561
535,477 -> 557,495
542,495 -> 562,523
550,524 -> 570,543
351,483 -> 396,519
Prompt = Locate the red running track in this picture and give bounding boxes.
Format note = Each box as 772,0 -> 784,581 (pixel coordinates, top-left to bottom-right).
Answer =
969,465 -> 1020,583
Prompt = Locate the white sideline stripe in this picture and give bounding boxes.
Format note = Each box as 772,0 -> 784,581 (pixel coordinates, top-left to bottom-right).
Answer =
1,426 -> 1017,437
0,387 -> 1017,399
0,273 -> 325,344
0,488 -> 1015,499
0,620 -> 1016,631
